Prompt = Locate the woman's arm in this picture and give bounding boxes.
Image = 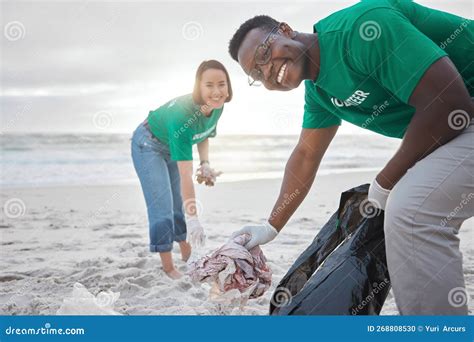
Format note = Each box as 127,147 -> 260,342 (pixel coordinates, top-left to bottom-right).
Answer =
376,57 -> 473,190
197,138 -> 209,164
177,160 -> 206,247
177,161 -> 198,215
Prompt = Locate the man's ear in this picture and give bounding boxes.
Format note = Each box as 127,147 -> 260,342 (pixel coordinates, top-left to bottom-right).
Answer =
279,22 -> 296,38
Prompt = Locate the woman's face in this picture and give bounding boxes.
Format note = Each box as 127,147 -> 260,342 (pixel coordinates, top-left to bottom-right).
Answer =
199,68 -> 228,109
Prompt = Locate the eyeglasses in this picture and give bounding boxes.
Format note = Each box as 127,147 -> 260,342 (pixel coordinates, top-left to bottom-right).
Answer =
248,25 -> 281,86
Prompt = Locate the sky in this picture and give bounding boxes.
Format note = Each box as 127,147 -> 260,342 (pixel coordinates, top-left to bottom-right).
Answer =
1,0 -> 472,135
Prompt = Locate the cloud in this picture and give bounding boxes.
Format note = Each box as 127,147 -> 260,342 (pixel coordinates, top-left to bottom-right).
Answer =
1,0 -> 470,133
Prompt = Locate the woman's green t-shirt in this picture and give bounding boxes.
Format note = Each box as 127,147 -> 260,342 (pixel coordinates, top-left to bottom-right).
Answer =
147,94 -> 223,161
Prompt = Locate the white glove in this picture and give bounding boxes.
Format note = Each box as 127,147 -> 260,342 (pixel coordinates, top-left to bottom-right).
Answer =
186,216 -> 206,248
230,221 -> 278,250
368,178 -> 391,210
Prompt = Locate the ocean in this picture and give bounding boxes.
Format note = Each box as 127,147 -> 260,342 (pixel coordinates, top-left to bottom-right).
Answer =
1,133 -> 399,188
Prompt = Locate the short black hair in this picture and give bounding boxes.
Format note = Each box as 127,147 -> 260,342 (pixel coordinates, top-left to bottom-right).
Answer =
228,15 -> 279,62
192,60 -> 233,105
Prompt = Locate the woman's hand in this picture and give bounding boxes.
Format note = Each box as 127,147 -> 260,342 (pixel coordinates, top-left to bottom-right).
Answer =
177,162 -> 206,247
195,162 -> 222,186
186,216 -> 206,248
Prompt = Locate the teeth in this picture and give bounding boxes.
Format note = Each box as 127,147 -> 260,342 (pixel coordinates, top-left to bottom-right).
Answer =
277,63 -> 287,84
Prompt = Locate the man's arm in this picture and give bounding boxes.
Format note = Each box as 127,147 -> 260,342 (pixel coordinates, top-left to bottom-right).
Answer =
268,125 -> 339,231
376,57 -> 473,190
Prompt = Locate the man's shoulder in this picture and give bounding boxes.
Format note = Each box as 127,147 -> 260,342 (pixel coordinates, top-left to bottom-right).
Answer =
315,0 -> 404,33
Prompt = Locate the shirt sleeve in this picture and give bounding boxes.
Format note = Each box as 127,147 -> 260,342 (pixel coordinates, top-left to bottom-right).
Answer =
302,81 -> 342,129
208,126 -> 217,138
348,7 -> 448,103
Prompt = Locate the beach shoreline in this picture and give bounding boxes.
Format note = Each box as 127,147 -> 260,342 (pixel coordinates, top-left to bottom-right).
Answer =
1,170 -> 472,315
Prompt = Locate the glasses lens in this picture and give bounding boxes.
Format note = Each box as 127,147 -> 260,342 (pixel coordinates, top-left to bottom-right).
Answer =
250,68 -> 264,81
255,44 -> 271,65
248,74 -> 262,87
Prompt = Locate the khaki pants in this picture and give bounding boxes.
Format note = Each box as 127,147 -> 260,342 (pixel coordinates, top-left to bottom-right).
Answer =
384,120 -> 473,315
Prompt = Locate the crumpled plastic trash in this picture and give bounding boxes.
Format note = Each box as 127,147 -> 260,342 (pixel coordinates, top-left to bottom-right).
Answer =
187,234 -> 272,304
56,282 -> 121,315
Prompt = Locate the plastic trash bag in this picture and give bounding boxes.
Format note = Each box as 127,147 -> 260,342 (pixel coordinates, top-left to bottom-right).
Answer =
270,183 -> 391,315
56,282 -> 121,315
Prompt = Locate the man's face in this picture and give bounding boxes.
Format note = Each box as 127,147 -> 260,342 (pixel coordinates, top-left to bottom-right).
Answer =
237,25 -> 308,91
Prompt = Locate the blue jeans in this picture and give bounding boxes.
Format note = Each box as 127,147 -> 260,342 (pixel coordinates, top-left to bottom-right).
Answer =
131,123 -> 187,253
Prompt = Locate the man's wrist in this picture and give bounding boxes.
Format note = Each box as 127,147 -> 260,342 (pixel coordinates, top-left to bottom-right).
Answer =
266,219 -> 281,234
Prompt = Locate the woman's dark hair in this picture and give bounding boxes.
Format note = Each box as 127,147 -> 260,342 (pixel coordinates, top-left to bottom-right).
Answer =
192,60 -> 233,105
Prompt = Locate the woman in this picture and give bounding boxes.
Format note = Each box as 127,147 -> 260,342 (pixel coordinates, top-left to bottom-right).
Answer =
131,60 -> 232,279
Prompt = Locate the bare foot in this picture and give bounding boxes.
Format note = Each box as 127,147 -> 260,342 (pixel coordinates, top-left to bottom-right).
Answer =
179,241 -> 192,262
164,268 -> 183,280
159,251 -> 182,279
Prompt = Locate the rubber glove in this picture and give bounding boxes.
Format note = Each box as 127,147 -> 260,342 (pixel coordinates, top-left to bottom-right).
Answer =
230,221 -> 278,250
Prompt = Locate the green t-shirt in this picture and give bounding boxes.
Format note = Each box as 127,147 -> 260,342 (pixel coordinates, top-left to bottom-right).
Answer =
147,94 -> 223,161
303,0 -> 473,138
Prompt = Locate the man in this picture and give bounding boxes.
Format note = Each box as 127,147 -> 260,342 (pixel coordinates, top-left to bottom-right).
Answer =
228,0 -> 473,315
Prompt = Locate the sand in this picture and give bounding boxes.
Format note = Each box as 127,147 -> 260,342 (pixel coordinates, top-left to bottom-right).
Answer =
1,171 -> 472,315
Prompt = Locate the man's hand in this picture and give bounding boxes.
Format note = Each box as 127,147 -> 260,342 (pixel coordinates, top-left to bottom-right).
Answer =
368,178 -> 391,210
230,222 -> 278,250
186,216 -> 206,248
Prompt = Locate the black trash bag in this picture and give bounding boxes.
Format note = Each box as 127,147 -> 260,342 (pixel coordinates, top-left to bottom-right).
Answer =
269,183 -> 391,315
